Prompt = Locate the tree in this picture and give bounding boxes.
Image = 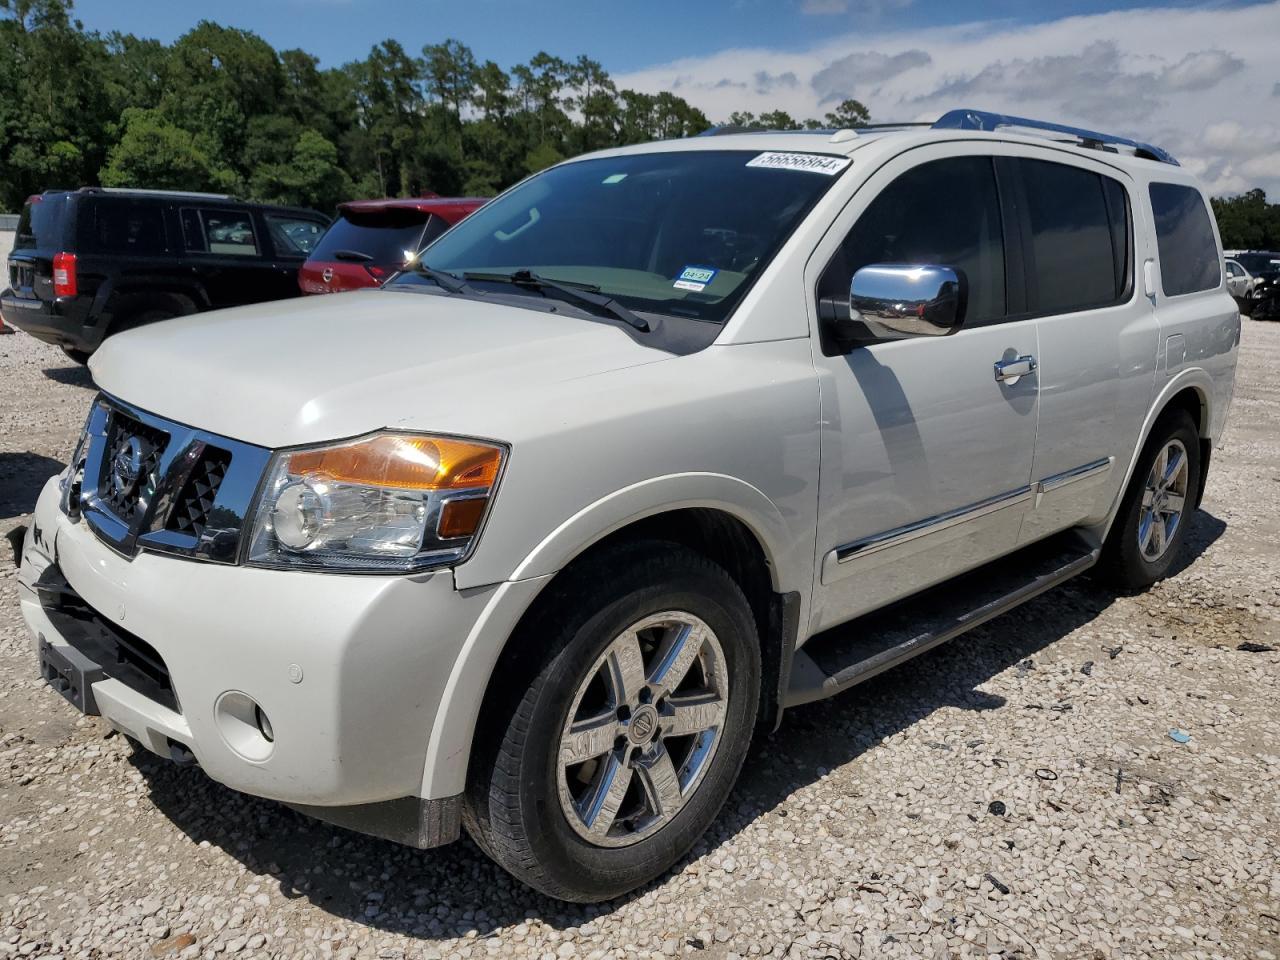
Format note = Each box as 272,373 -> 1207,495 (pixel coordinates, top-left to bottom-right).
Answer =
1211,189 -> 1280,250
823,98 -> 871,129
99,107 -> 236,192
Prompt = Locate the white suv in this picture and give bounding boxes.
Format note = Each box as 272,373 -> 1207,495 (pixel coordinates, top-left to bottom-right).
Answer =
17,110 -> 1239,902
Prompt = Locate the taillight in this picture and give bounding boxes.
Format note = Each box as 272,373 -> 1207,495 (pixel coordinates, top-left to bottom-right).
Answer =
53,252 -> 77,297
363,264 -> 388,283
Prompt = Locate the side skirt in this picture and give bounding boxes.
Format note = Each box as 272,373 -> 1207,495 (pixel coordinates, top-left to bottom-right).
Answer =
785,529 -> 1099,708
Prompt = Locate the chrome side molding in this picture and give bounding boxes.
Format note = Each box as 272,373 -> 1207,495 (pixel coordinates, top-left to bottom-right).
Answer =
833,457 -> 1115,565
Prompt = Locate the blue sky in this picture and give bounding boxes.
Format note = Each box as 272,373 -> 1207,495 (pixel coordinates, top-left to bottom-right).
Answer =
70,0 -> 1231,72
68,1 -> 1280,196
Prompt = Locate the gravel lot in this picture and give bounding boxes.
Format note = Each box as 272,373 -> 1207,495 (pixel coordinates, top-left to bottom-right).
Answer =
1,322 -> 1278,960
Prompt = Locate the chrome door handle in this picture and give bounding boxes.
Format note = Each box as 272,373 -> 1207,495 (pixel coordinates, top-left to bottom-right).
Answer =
994,355 -> 1037,384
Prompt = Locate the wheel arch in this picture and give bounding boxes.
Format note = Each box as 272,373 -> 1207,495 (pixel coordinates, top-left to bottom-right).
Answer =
1100,370 -> 1213,541
421,483 -> 809,801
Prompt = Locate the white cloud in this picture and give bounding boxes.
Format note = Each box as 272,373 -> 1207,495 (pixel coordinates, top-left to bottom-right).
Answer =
615,2 -> 1280,198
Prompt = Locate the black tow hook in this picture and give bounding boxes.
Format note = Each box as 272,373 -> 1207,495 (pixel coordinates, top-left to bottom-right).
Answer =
5,524 -> 27,567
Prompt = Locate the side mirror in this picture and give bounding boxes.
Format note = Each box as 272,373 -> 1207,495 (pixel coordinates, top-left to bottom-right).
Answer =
850,264 -> 966,339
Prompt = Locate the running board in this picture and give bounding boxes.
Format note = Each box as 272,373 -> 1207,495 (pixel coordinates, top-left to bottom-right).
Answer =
785,530 -> 1099,708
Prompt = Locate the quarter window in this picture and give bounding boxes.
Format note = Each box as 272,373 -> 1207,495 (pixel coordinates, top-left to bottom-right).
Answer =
81,199 -> 168,256
265,215 -> 324,258
1018,159 -> 1130,314
1149,183 -> 1221,296
819,156 -> 1007,325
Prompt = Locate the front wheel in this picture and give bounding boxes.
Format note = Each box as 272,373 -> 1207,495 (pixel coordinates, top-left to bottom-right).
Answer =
464,541 -> 760,902
61,345 -> 92,365
1098,409 -> 1200,589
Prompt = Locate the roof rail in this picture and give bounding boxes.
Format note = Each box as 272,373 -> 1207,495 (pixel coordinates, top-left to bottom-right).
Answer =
932,109 -> 1178,166
78,187 -> 240,201
697,122 -> 932,138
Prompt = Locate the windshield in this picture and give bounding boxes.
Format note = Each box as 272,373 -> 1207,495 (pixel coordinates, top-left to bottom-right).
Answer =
394,149 -> 848,324
1236,252 -> 1280,276
311,211 -> 429,266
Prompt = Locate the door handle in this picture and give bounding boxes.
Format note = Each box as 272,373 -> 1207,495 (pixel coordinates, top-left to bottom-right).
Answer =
994,355 -> 1037,384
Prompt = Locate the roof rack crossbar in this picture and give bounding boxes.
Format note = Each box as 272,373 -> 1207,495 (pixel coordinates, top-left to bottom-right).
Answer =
932,109 -> 1178,166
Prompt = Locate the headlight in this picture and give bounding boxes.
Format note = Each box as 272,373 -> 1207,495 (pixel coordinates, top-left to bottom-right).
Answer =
247,432 -> 506,572
59,410 -> 92,519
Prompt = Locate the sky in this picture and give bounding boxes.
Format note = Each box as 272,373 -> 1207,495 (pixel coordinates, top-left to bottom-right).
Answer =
71,0 -> 1280,197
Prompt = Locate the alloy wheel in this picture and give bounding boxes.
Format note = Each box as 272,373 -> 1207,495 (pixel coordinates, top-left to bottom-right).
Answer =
1138,438 -> 1190,561
556,611 -> 730,848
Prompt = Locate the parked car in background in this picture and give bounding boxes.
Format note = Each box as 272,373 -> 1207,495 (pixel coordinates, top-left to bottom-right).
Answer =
1225,250 -> 1280,318
1,188 -> 330,362
298,196 -> 485,295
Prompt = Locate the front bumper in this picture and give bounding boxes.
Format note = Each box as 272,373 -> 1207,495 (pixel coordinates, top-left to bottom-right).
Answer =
17,476 -> 543,845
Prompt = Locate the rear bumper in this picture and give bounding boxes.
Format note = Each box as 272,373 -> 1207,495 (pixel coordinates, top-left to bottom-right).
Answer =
0,290 -> 95,349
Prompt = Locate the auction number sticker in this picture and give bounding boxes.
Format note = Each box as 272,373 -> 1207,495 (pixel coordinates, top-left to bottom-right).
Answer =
674,265 -> 719,292
746,152 -> 851,175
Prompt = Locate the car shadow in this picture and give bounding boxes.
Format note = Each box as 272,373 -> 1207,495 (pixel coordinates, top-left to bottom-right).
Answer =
0,452 -> 65,521
42,364 -> 94,387
128,510 -> 1226,938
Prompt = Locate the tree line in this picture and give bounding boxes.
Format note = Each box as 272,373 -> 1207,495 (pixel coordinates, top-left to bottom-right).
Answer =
0,0 -> 872,215
1211,190 -> 1280,252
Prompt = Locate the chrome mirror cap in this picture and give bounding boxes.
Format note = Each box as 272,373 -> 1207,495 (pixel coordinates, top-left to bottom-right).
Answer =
850,264 -> 965,338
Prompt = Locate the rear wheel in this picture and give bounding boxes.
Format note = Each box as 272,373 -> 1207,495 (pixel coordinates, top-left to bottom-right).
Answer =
1098,409 -> 1200,589
464,541 -> 760,902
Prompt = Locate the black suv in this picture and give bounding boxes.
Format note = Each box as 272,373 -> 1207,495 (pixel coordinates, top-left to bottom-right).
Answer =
1,188 -> 330,362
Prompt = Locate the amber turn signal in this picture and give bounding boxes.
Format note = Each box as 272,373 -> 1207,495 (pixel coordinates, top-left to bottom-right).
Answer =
286,434 -> 502,491
438,497 -> 489,540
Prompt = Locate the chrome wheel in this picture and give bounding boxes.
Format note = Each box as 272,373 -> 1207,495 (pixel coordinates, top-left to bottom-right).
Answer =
1138,438 -> 1190,561
556,611 -> 730,848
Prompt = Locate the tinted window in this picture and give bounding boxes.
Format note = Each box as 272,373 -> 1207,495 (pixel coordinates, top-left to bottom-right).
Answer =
819,156 -> 1006,323
1020,159 -> 1129,314
181,209 -> 260,257
81,199 -> 168,256
15,196 -> 68,250
265,215 -> 324,258
1235,252 -> 1280,276
311,210 -> 428,266
1150,183 -> 1220,296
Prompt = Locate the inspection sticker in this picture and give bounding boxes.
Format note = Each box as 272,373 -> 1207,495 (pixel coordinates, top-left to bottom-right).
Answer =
746,152 -> 851,175
673,265 -> 719,292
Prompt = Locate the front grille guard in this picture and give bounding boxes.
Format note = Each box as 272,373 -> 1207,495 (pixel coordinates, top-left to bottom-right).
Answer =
78,395 -> 272,564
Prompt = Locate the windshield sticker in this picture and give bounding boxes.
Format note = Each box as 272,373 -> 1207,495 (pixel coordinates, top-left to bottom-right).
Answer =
746,152 -> 851,175
674,265 -> 718,292
602,173 -> 628,184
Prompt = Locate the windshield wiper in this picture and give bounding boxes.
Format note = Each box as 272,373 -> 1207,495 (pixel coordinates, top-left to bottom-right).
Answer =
464,269 -> 650,332
409,262 -> 477,295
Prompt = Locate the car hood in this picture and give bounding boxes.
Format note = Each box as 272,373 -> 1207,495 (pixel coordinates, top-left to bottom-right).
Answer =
90,289 -> 672,448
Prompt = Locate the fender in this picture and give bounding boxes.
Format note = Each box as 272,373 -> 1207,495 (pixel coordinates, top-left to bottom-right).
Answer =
422,473 -> 808,800
1094,366 -> 1212,542
503,472 -> 803,593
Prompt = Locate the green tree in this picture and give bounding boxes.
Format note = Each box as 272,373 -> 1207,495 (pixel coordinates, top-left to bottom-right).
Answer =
99,107 -> 236,192
823,98 -> 871,129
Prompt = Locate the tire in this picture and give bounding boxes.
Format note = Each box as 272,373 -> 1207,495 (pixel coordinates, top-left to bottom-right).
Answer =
463,540 -> 760,902
108,307 -> 176,338
61,345 -> 93,365
1098,408 -> 1200,590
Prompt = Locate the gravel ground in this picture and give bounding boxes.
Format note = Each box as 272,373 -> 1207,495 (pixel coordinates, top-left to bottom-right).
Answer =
1,323 -> 1278,960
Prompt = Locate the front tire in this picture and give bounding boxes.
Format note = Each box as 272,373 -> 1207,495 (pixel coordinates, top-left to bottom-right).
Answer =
464,541 -> 760,902
61,345 -> 92,364
1098,409 -> 1200,589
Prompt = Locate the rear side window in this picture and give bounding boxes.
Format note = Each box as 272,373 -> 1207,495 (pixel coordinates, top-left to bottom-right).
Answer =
181,208 -> 260,257
80,199 -> 168,256
1019,159 -> 1130,314
819,156 -> 1006,324
15,196 -> 68,250
1150,183 -> 1220,296
311,210 -> 429,266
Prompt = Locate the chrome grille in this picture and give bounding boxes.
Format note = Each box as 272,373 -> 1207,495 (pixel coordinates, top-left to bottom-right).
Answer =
101,411 -> 168,524
76,395 -> 273,564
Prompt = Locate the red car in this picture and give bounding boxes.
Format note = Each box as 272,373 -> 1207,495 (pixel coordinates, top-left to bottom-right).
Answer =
299,196 -> 485,294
